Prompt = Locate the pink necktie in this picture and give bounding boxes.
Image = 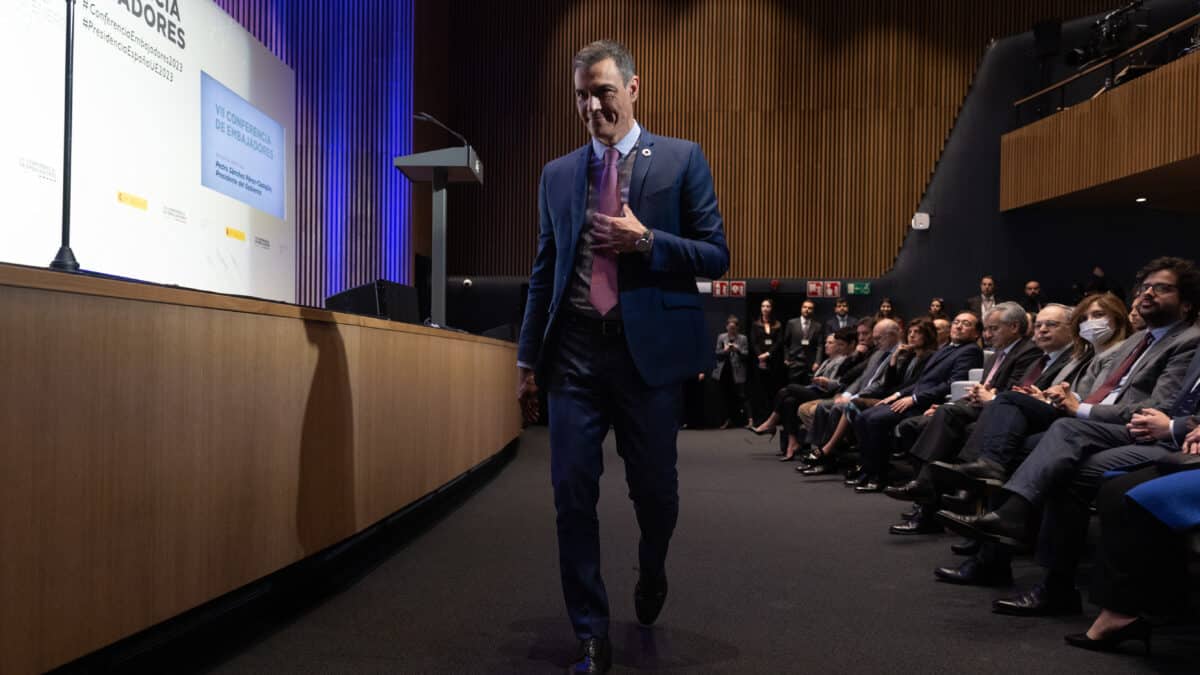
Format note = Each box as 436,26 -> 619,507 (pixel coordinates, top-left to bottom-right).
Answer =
589,148 -> 620,316
982,350 -> 1006,387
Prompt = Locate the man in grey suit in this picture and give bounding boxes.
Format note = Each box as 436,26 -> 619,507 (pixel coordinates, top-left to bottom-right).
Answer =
939,257 -> 1200,615
783,300 -> 823,385
713,316 -> 750,427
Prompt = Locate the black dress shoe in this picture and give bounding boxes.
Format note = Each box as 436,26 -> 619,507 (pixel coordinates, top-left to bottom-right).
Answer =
883,479 -> 935,504
938,488 -> 977,513
634,574 -> 668,626
930,458 -> 1007,488
993,583 -> 1081,616
844,473 -> 868,487
854,479 -> 885,493
889,509 -> 943,535
950,538 -> 981,556
568,637 -> 612,674
934,510 -> 1031,551
934,557 -> 1013,586
801,459 -> 838,475
1065,617 -> 1152,654
899,505 -> 920,520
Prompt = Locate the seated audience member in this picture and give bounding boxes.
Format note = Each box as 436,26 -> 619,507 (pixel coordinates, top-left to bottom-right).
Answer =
933,317 -> 951,347
824,297 -> 856,333
1020,280 -> 1045,313
938,257 -> 1200,615
1128,305 -> 1146,332
713,315 -> 751,429
923,292 -> 1132,584
927,297 -> 948,322
846,312 -> 982,491
752,328 -> 855,461
882,302 -> 1045,533
965,275 -> 999,316
783,300 -> 823,385
932,292 -> 1133,488
1066,454 -> 1200,654
796,319 -> 904,475
749,299 -> 784,426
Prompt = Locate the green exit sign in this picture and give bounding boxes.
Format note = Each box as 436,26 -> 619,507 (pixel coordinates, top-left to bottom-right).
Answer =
846,282 -> 871,296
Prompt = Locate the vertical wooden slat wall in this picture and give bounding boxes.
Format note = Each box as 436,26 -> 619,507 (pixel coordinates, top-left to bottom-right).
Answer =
414,0 -> 1117,279
215,1 -> 415,306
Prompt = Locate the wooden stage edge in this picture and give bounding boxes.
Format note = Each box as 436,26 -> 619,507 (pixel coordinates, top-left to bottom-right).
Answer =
0,263 -> 523,674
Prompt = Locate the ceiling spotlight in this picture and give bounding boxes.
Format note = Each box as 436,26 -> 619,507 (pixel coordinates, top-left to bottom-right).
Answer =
1135,197 -> 1148,203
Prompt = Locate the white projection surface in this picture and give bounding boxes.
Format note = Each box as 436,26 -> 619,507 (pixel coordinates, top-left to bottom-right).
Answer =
1,0 -> 297,303
0,0 -> 66,267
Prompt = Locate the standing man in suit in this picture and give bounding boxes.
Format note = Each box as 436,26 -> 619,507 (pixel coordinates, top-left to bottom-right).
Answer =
965,275 -> 999,317
783,300 -> 823,385
824,297 -> 856,334
1020,280 -> 1045,314
516,40 -> 729,674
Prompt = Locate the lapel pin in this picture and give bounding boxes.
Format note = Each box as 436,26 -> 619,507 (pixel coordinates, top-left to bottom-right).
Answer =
641,148 -> 652,157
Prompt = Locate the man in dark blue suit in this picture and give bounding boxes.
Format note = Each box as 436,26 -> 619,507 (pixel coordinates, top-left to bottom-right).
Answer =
516,40 -> 729,674
850,311 -> 983,491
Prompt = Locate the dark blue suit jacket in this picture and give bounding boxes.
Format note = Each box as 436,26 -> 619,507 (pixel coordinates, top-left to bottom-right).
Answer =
518,131 -> 730,387
899,342 -> 984,409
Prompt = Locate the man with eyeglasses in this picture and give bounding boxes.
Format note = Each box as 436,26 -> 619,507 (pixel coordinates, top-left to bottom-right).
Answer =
883,303 -> 1060,535
938,257 -> 1200,615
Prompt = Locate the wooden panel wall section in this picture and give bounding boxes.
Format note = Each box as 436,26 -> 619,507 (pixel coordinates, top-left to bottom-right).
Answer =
413,0 -> 1119,279
0,264 -> 521,674
1000,51 -> 1200,211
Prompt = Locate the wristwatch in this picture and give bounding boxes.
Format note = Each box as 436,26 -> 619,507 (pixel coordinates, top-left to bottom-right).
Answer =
634,228 -> 654,253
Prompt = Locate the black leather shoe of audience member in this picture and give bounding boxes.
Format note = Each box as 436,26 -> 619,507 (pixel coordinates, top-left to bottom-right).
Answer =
844,473 -> 868,487
931,458 -> 1007,488
854,478 -> 886,493
938,488 -> 978,514
889,508 -> 943,535
899,505 -> 920,521
950,538 -> 981,556
934,558 -> 1013,586
883,479 -> 935,504
568,637 -> 612,674
934,510 -> 1031,551
993,582 -> 1082,617
634,574 -> 669,626
801,456 -> 838,475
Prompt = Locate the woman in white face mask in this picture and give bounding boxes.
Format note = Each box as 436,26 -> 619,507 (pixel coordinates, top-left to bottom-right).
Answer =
1065,293 -> 1135,393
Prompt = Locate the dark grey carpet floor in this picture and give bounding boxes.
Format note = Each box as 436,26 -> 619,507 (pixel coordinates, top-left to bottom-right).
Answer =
205,428 -> 1199,674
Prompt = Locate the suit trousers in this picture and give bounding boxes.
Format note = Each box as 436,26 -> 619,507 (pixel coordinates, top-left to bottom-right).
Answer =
1003,419 -> 1176,581
546,319 -> 682,640
854,403 -> 923,476
909,402 -> 982,464
974,391 -> 1063,470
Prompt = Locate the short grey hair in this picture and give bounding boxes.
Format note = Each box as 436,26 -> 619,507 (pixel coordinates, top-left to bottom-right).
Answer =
573,40 -> 636,84
1041,303 -> 1074,321
987,301 -> 1027,328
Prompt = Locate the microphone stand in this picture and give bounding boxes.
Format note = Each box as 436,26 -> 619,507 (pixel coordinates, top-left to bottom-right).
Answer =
50,0 -> 79,271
